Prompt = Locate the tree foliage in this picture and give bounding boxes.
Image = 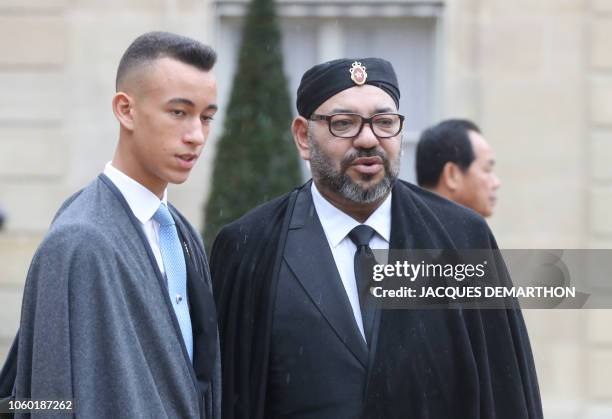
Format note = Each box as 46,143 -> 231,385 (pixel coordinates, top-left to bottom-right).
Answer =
203,0 -> 302,249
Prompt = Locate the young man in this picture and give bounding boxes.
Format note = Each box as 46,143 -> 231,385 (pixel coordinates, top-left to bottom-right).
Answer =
416,119 -> 501,217
211,58 -> 542,419
0,32 -> 220,418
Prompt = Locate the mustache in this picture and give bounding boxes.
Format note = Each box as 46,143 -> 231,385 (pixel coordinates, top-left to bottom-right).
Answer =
340,148 -> 389,171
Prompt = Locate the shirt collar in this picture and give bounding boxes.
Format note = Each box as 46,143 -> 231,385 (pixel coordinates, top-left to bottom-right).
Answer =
311,182 -> 391,248
103,161 -> 168,224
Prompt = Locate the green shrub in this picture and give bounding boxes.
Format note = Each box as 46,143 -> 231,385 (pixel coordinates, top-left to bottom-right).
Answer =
203,0 -> 302,250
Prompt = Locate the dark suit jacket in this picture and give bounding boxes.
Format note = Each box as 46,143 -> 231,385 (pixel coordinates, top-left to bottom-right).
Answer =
266,185 -> 370,419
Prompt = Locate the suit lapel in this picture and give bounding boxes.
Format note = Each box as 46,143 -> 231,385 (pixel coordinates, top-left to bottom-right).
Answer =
283,186 -> 369,368
176,223 -> 218,389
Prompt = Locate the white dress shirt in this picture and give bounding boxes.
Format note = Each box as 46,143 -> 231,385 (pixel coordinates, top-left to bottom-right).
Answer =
103,162 -> 168,275
310,182 -> 391,341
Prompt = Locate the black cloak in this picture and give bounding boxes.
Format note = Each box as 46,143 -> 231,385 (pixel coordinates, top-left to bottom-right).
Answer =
210,180 -> 542,419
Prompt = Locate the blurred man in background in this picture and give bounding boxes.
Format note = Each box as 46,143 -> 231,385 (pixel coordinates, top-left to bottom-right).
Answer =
416,119 -> 501,217
0,204 -> 5,231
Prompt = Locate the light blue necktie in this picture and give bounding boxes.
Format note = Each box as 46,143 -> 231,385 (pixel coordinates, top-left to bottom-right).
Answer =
153,203 -> 193,362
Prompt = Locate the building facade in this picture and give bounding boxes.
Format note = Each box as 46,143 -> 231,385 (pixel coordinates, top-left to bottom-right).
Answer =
0,0 -> 611,416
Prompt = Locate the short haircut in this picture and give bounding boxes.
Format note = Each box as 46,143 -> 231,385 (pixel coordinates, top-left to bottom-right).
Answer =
416,119 -> 481,188
116,31 -> 217,91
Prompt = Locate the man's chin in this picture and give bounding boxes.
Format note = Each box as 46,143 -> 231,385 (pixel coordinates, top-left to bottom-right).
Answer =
167,173 -> 190,185
347,170 -> 384,185
355,178 -> 391,193
339,177 -> 393,203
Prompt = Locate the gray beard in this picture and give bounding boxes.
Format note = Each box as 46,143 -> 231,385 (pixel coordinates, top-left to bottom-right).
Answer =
308,132 -> 400,204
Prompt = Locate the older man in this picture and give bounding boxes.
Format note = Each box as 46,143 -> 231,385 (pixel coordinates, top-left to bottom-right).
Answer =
211,58 -> 541,419
0,32 -> 220,418
416,119 -> 501,217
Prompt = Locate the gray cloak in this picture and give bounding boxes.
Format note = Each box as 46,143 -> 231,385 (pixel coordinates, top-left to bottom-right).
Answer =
0,175 -> 220,418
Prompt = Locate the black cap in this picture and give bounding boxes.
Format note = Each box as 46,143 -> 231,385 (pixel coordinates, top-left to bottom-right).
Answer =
296,57 -> 400,118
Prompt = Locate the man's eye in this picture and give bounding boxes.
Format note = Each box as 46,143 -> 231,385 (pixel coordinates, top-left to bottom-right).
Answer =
375,118 -> 393,127
331,118 -> 356,131
171,110 -> 186,117
201,115 -> 214,124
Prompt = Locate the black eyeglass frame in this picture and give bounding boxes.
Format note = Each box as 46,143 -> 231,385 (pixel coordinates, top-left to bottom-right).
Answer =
309,112 -> 405,139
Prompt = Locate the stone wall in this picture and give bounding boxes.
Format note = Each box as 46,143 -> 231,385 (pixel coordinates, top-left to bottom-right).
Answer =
444,0 -> 611,416
585,0 -> 612,416
0,0 -> 610,417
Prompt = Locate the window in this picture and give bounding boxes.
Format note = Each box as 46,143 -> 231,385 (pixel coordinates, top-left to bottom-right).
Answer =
214,0 -> 442,182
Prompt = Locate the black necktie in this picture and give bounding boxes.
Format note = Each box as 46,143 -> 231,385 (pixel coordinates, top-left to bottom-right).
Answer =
348,225 -> 376,346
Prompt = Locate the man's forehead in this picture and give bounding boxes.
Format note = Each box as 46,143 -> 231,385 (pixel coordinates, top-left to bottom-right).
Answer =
147,57 -> 215,82
315,85 -> 397,113
468,130 -> 494,162
132,58 -> 216,99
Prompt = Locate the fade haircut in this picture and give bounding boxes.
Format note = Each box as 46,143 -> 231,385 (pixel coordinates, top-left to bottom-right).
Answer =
116,31 -> 217,91
415,119 -> 481,188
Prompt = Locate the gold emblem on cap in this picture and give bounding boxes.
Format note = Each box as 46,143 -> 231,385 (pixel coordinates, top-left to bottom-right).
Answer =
349,61 -> 367,85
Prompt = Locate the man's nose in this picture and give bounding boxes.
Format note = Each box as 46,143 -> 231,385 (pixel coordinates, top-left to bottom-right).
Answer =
352,122 -> 380,149
184,118 -> 206,145
492,173 -> 501,189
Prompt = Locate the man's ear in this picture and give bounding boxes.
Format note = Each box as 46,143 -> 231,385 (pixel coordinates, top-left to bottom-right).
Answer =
440,162 -> 463,191
292,116 -> 311,161
112,92 -> 135,132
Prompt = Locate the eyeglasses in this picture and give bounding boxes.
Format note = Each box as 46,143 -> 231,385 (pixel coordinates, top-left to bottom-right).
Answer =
310,112 -> 405,139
